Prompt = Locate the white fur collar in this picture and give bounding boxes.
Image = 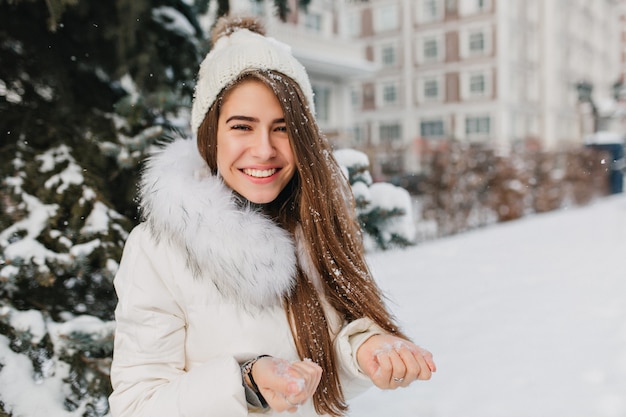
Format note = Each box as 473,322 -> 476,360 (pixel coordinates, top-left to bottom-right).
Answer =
139,139 -> 296,308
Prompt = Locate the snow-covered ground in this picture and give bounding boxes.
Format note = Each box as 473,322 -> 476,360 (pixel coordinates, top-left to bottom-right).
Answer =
349,193 -> 626,417
2,191 -> 624,417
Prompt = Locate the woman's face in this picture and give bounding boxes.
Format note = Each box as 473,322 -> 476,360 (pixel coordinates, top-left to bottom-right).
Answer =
216,79 -> 296,204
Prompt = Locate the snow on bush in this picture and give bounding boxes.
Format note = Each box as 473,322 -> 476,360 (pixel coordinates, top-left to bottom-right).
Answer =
334,149 -> 415,250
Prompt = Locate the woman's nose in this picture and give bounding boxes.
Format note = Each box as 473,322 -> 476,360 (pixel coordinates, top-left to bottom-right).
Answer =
251,130 -> 276,159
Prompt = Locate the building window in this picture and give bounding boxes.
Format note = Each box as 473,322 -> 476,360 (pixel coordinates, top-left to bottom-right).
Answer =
374,4 -> 399,32
424,0 -> 437,18
424,38 -> 439,61
461,26 -> 492,57
459,0 -> 491,15
418,75 -> 444,102
469,73 -> 486,95
305,13 -> 322,32
353,125 -> 366,146
420,119 -> 445,137
351,87 -> 362,109
381,44 -> 396,67
417,34 -> 444,64
249,0 -> 265,16
424,79 -> 440,100
312,85 -> 331,122
465,116 -> 491,135
421,0 -> 442,22
469,31 -> 485,54
382,82 -> 398,105
380,123 -> 402,142
419,77 -> 443,102
417,0 -> 443,23
347,12 -> 361,38
462,69 -> 491,99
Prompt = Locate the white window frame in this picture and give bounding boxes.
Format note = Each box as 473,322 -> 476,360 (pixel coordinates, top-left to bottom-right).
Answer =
417,75 -> 444,102
459,0 -> 492,16
469,31 -> 485,54
373,4 -> 399,32
416,32 -> 445,64
351,86 -> 362,110
424,79 -> 439,99
352,124 -> 366,146
347,12 -> 361,38
461,68 -> 492,100
312,84 -> 331,123
249,1 -> 265,17
299,5 -> 333,36
305,13 -> 323,33
416,0 -> 444,24
420,118 -> 447,138
477,0 -> 489,12
380,43 -> 397,67
379,122 -> 403,143
469,73 -> 486,95
460,26 -> 493,58
377,80 -> 400,107
465,114 -> 491,137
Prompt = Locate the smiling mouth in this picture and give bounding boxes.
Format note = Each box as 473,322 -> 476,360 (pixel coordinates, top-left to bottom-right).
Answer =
242,168 -> 279,178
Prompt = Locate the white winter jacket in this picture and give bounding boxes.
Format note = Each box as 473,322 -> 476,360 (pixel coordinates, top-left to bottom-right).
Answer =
109,139 -> 382,417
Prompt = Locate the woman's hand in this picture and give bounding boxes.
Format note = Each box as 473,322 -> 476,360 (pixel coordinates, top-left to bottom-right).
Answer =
252,357 -> 323,413
356,334 -> 436,389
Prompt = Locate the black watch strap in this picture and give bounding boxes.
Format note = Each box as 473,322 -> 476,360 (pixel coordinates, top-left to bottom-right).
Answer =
241,355 -> 271,409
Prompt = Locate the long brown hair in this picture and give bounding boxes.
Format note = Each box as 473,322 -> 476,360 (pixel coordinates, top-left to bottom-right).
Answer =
197,70 -> 406,416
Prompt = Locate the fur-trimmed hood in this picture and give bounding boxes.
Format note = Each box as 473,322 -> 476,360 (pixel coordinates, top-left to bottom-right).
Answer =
138,139 -> 296,308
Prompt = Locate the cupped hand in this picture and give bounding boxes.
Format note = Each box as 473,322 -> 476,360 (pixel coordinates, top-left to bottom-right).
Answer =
252,357 -> 323,413
356,334 -> 436,390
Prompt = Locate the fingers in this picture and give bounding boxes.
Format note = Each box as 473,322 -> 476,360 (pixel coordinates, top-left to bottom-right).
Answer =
285,360 -> 322,406
256,358 -> 322,413
365,337 -> 437,390
372,347 -> 407,389
399,344 -> 431,382
421,347 -> 437,373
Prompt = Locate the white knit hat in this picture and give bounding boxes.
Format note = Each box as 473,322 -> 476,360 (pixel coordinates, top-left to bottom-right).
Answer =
190,17 -> 315,136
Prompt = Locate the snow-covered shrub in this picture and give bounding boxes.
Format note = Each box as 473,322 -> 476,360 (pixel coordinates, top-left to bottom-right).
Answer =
334,149 -> 416,250
0,307 -> 114,417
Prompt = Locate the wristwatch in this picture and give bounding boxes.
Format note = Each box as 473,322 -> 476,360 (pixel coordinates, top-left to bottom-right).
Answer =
241,355 -> 271,410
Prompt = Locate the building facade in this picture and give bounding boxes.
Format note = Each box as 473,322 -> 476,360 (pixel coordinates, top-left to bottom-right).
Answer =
343,0 -> 621,176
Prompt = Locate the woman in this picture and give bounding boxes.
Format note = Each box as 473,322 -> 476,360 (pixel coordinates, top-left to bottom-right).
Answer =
109,15 -> 435,417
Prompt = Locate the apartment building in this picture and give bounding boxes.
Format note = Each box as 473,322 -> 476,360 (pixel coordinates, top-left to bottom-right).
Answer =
343,0 -> 621,176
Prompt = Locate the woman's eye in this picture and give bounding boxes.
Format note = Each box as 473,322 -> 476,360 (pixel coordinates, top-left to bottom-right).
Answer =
231,124 -> 250,131
275,126 -> 287,132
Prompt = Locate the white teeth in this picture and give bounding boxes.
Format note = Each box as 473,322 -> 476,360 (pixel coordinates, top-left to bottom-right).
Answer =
243,168 -> 277,178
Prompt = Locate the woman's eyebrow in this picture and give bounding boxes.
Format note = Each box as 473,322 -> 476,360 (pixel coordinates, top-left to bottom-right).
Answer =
225,115 -> 258,123
225,115 -> 285,124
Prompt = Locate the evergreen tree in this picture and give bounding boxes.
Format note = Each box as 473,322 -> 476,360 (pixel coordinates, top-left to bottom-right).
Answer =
334,149 -> 416,251
0,0 -> 206,414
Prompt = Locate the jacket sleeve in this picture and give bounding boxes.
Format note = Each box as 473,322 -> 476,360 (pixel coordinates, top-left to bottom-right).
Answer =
333,317 -> 384,399
109,226 -> 248,417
